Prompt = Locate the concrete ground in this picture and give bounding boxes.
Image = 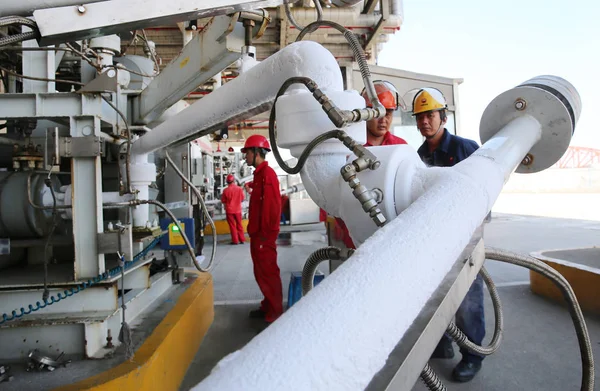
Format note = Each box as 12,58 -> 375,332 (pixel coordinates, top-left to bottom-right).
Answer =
180,214 -> 600,391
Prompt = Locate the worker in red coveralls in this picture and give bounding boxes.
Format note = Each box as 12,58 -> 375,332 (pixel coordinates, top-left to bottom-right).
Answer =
335,80 -> 408,248
221,174 -> 246,245
241,134 -> 283,326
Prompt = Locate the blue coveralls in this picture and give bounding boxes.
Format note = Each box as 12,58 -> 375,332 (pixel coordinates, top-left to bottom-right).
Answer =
417,128 -> 486,364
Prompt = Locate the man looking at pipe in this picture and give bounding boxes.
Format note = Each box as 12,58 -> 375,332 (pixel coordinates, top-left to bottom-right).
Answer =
414,87 -> 484,383
334,80 -> 408,249
221,174 -> 246,245
241,135 -> 283,327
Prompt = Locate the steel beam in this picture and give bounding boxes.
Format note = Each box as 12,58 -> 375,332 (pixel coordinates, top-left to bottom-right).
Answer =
364,0 -> 389,50
0,286 -> 117,316
33,0 -> 283,46
22,30 -> 55,93
136,16 -> 244,124
70,117 -> 105,279
0,93 -> 104,120
362,0 -> 378,14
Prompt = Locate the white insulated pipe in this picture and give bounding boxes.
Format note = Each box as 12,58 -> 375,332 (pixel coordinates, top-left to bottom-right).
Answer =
192,77 -> 579,390
132,41 -> 343,156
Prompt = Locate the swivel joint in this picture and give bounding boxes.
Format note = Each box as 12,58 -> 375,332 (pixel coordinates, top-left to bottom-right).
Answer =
340,163 -> 387,227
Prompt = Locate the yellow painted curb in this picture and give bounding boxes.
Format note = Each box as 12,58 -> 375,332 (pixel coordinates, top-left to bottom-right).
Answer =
205,219 -> 248,235
530,250 -> 600,315
55,273 -> 214,391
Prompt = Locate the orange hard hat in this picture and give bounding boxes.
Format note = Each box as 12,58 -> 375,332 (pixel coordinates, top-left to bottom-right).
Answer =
241,134 -> 271,153
361,80 -> 402,110
226,174 -> 234,183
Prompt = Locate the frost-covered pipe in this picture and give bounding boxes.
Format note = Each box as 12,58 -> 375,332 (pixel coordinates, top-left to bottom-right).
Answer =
192,77 -> 579,391
132,41 -> 343,156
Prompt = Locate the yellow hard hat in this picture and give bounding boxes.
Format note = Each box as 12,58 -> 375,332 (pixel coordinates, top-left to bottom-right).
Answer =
412,88 -> 447,115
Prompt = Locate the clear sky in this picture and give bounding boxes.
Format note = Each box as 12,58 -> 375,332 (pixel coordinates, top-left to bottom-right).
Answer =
378,0 -> 599,149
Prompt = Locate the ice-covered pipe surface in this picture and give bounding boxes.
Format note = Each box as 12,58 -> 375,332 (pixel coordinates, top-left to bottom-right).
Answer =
191,77 -> 579,391
132,41 -> 343,156
192,156 -> 498,391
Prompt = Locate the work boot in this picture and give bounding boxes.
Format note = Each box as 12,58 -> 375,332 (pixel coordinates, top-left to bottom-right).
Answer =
248,308 -> 265,319
451,360 -> 482,382
431,340 -> 454,359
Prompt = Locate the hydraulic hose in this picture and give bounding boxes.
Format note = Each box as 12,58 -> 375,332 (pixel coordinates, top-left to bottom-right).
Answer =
302,246 -> 346,296
0,16 -> 40,47
446,266 -> 503,356
284,0 -> 323,31
420,363 -> 447,391
0,16 -> 38,29
485,247 -> 594,391
268,76 -> 354,175
165,151 -> 216,272
138,199 -> 201,271
295,20 -> 385,116
0,31 -> 37,47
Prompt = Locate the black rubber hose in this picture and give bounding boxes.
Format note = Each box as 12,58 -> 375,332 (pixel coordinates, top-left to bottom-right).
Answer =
486,247 -> 594,391
446,266 -> 503,356
268,76 -> 347,174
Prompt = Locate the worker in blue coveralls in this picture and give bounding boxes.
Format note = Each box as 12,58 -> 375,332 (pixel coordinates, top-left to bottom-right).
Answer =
413,87 -> 485,383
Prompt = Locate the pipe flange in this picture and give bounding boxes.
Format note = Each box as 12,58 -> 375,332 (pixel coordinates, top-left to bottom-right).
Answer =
479,78 -> 578,173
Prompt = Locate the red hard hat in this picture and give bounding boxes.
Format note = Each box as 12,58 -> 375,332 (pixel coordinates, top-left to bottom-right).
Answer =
226,174 -> 234,183
241,134 -> 271,153
361,80 -> 401,110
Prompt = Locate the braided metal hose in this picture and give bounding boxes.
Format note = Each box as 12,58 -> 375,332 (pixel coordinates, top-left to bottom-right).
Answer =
0,16 -> 38,29
486,247 -> 594,391
301,246 -> 342,296
295,20 -> 384,117
0,31 -> 37,47
420,363 -> 447,391
446,266 -> 503,356
284,0 -> 323,31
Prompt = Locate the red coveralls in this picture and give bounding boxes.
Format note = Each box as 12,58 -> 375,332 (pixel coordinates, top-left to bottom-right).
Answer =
247,161 -> 283,322
221,183 -> 246,244
335,132 -> 408,248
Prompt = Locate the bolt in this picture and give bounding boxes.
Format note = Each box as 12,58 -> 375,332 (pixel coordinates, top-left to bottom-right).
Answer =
521,153 -> 533,166
514,99 -> 526,111
371,161 -> 381,170
77,5 -> 86,13
106,329 -> 114,348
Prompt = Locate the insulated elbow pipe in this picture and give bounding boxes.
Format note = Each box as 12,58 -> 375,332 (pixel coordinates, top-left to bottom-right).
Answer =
132,41 -> 344,156
191,76 -> 580,391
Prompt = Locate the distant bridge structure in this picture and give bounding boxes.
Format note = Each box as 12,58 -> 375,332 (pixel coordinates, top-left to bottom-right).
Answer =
553,146 -> 600,168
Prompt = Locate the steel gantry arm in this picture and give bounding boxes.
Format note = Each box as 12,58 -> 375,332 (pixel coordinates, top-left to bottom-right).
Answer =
29,0 -> 283,46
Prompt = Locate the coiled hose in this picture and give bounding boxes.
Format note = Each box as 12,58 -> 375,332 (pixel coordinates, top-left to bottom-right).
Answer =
447,266 -> 503,356
302,246 -> 351,296
420,363 -> 447,391
295,20 -> 384,116
485,247 -> 594,391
